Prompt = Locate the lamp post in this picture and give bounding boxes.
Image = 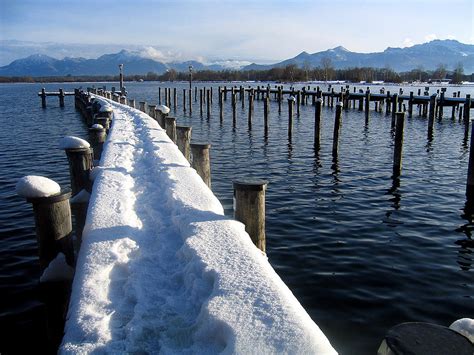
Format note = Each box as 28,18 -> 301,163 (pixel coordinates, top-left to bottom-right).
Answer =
119,64 -> 124,93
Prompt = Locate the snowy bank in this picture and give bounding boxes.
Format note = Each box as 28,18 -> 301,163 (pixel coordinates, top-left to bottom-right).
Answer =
61,97 -> 336,354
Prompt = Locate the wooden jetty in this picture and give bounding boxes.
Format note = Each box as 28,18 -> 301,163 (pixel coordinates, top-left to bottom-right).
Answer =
38,88 -> 75,107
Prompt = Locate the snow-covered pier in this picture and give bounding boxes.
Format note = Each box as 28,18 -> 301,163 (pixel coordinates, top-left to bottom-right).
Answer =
60,91 -> 337,353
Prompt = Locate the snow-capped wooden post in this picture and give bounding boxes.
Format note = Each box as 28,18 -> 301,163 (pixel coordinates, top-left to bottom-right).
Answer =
89,124 -> 106,161
314,98 -> 323,150
233,179 -> 268,252
288,96 -> 295,140
176,125 -> 192,161
393,112 -> 405,177
128,98 -> 136,108
191,143 -> 211,188
60,137 -> 93,196
16,176 -> 74,273
332,102 -> 343,158
40,88 -> 47,108
156,105 -> 170,128
59,88 -> 65,107
165,116 -> 177,143
139,101 -> 146,113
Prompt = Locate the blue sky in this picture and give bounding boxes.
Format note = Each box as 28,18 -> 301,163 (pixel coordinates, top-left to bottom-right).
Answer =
0,0 -> 473,65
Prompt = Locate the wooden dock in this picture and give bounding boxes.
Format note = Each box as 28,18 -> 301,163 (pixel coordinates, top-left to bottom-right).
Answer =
38,88 -> 75,108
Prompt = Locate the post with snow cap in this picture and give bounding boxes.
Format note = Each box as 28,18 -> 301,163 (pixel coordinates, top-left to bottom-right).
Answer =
165,116 -> 177,143
332,103 -> 343,158
233,179 -> 268,252
89,124 -> 107,161
176,126 -> 192,161
393,112 -> 405,177
60,136 -> 93,196
16,176 -> 74,273
288,96 -> 295,140
191,143 -> 211,188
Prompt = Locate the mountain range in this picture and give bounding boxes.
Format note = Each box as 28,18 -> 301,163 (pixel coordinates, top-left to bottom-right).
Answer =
0,39 -> 472,77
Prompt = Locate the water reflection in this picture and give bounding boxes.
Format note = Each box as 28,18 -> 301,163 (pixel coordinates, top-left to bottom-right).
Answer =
455,201 -> 474,271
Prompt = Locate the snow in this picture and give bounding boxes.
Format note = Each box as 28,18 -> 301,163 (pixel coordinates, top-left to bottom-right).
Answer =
99,105 -> 113,113
59,136 -> 90,150
450,318 -> 474,343
40,252 -> 75,283
91,123 -> 104,130
16,175 -> 61,198
61,97 -> 337,354
157,104 -> 170,114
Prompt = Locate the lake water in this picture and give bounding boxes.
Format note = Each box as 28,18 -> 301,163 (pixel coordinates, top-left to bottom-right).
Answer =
1,81 -> 473,354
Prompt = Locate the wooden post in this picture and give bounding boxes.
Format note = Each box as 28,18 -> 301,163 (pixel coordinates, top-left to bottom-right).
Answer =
288,97 -> 295,140
428,94 -> 437,138
223,86 -> 227,101
189,89 -> 192,114
59,88 -> 65,107
158,87 -> 161,104
41,88 -> 47,108
165,116 -> 177,143
393,112 -> 405,177
464,94 -> 471,122
332,103 -> 343,158
391,94 -> 398,128
25,191 -> 74,272
439,91 -> 445,118
194,86 -> 197,102
467,121 -> 474,200
207,89 -> 211,118
408,92 -> 414,117
176,125 -> 192,161
314,98 -> 322,150
248,92 -> 254,128
365,90 -> 370,123
128,99 -> 136,108
386,91 -> 391,115
167,88 -> 171,108
233,180 -> 268,252
164,88 -> 168,106
210,87 -> 213,104
296,91 -> 301,116
173,88 -> 177,110
183,89 -> 187,112
264,95 -> 269,135
139,101 -> 147,113
191,143 -> 211,188
199,89 -> 203,115
148,104 -> 156,119
88,125 -> 106,161
219,89 -> 224,121
232,92 -> 237,126
278,86 -> 282,113
64,148 -> 93,195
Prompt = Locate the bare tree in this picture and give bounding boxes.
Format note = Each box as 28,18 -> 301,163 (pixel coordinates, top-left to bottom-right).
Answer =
320,57 -> 334,81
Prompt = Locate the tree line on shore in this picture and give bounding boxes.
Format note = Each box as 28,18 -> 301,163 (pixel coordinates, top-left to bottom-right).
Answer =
0,62 -> 470,84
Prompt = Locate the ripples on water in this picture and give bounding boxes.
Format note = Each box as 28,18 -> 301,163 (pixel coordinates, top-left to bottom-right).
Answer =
1,82 -> 473,354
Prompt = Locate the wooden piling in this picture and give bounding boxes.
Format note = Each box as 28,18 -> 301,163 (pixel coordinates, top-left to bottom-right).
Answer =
189,89 -> 192,114
64,148 -> 93,195
139,101 -> 147,113
176,125 -> 192,161
26,191 -> 74,272
296,91 -> 301,116
393,112 -> 405,177
183,89 -> 187,112
128,99 -> 136,108
59,88 -> 65,108
428,94 -> 437,137
288,97 -> 295,140
232,92 -> 237,126
148,105 -> 156,119
158,87 -> 161,104
466,120 -> 474,200
200,89 -> 203,115
173,88 -> 177,110
233,180 -> 268,252
207,89 -> 211,118
365,90 -> 370,123
391,94 -> 399,128
332,103 -> 343,158
408,92 -> 414,117
248,93 -> 254,128
219,89 -> 224,121
314,98 -> 323,150
41,88 -> 47,108
165,116 -> 177,143
191,143 -> 211,188
264,95 -> 269,135
89,125 -> 106,161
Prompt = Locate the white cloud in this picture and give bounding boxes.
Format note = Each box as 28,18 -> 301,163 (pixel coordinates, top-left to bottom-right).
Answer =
446,34 -> 456,40
424,34 -> 438,42
403,38 -> 414,47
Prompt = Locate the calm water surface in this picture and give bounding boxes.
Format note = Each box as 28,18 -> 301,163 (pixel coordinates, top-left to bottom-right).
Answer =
1,81 -> 473,354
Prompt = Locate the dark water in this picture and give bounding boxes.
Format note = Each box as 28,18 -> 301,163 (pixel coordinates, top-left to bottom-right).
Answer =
1,81 -> 473,354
